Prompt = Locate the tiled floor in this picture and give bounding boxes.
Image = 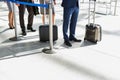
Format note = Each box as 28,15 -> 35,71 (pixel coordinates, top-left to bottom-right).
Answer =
0,1 -> 120,80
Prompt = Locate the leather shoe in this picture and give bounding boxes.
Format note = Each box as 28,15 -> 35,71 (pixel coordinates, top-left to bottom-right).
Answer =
27,27 -> 36,32
22,31 -> 26,36
64,41 -> 72,47
70,38 -> 81,42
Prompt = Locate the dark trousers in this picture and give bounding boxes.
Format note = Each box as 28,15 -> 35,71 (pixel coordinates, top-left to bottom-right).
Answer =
18,0 -> 34,31
63,6 -> 79,41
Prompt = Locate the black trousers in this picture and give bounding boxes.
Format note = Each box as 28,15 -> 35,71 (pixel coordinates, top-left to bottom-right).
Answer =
18,0 -> 34,31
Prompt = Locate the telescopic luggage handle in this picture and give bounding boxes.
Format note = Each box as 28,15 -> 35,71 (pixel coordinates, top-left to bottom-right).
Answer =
88,0 -> 96,25
89,0 -> 96,1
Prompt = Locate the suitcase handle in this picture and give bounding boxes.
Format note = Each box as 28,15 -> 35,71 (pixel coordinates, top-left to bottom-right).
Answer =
89,0 -> 96,1
88,0 -> 96,25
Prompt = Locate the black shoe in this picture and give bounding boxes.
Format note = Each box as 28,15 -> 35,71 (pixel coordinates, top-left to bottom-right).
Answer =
22,31 -> 26,36
27,27 -> 36,32
64,41 -> 72,47
70,38 -> 81,42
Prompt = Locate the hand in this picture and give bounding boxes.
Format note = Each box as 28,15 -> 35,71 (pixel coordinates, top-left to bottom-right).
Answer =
54,1 -> 56,5
32,0 -> 34,2
16,4 -> 20,6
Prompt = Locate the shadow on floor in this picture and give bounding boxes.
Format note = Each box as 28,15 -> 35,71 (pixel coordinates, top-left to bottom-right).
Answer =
0,33 -> 99,60
0,41 -> 44,60
102,30 -> 120,36
0,28 -> 10,34
41,54 -> 111,80
80,40 -> 97,47
0,34 -> 58,60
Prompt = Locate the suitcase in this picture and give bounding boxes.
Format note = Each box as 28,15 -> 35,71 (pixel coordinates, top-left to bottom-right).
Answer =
84,0 -> 102,43
84,23 -> 102,43
39,0 -> 58,42
39,25 -> 58,42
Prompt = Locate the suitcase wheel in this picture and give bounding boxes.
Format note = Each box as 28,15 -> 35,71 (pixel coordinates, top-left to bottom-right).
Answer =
84,38 -> 86,40
93,40 -> 97,43
40,40 -> 47,42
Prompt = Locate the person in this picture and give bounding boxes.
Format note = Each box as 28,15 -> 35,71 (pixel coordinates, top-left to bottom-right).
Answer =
61,0 -> 81,47
39,0 -> 56,24
17,0 -> 36,36
6,1 -> 14,29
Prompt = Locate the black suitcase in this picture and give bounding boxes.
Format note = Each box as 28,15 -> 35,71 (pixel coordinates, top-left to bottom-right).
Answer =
39,0 -> 58,42
84,0 -> 102,43
39,25 -> 58,42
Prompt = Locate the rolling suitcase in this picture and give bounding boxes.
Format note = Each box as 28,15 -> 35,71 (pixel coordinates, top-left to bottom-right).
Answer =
84,0 -> 102,43
39,0 -> 58,42
39,25 -> 58,42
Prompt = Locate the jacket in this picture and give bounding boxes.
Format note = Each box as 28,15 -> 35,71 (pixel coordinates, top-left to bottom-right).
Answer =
61,0 -> 79,8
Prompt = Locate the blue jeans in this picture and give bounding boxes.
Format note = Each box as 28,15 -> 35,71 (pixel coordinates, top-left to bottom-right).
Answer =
63,6 -> 79,41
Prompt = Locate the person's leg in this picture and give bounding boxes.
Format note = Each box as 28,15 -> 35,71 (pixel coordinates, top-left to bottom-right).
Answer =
63,8 -> 73,47
7,2 -> 14,29
26,5 -> 36,32
42,15 -> 45,24
52,14 -> 55,25
9,11 -> 14,28
63,7 -> 72,41
18,4 -> 26,35
69,7 -> 79,39
8,11 -> 12,28
52,5 -> 55,25
11,12 -> 14,27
